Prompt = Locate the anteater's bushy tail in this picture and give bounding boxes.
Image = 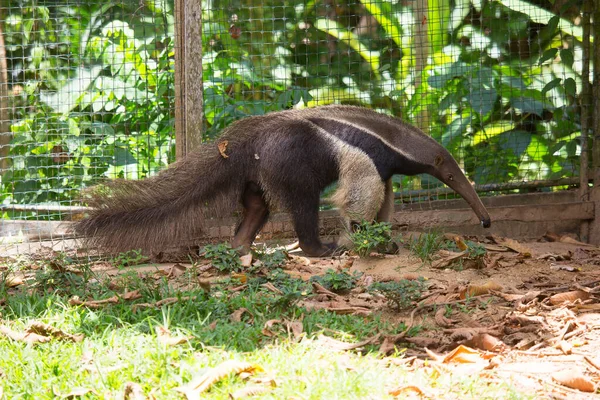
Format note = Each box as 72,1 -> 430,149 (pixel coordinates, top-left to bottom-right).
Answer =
73,142 -> 247,254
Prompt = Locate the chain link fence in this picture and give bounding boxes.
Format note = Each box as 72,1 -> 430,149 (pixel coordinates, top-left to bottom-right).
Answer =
0,0 -> 594,248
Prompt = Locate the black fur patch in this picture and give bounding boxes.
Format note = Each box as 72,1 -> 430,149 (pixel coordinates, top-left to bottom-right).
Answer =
307,117 -> 424,180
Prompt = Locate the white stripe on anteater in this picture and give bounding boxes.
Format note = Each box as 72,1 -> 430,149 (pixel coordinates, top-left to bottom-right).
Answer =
314,116 -> 417,162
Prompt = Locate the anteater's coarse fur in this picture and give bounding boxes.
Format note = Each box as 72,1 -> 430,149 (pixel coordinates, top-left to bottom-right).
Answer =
74,105 -> 491,256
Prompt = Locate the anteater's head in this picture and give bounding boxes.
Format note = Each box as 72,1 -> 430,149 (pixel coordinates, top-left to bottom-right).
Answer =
426,150 -> 491,228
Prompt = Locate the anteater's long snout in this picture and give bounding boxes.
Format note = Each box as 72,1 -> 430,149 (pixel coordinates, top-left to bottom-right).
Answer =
442,174 -> 491,229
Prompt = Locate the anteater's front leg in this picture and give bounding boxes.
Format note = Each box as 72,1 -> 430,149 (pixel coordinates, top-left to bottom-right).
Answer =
376,178 -> 395,223
333,173 -> 386,249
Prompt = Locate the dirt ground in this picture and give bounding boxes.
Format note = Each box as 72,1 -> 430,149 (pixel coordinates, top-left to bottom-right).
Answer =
296,233 -> 600,398
3,232 -> 600,398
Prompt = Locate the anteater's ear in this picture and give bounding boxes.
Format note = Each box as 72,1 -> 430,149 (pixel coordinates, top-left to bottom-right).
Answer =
434,154 -> 444,167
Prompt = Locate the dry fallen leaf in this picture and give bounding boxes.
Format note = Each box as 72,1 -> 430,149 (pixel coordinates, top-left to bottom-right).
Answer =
230,308 -> 253,324
217,140 -> 229,158
261,319 -> 282,337
492,236 -> 532,257
557,340 -> 572,355
68,295 -> 116,308
123,382 -> 145,400
167,263 -> 188,278
431,250 -> 467,269
454,236 -> 468,251
155,326 -> 192,346
229,385 -> 271,399
261,282 -> 283,294
427,345 -> 488,364
5,275 -> 24,287
483,244 -> 509,252
174,360 -> 262,398
552,370 -> 596,393
231,273 -> 248,284
27,322 -> 84,342
460,281 -> 503,299
496,291 -> 540,302
434,308 -> 455,328
388,385 -> 425,397
0,325 -> 50,344
548,290 -> 590,305
287,320 -> 303,340
400,273 -> 422,281
240,254 -> 253,268
464,333 -> 505,352
121,290 -> 142,300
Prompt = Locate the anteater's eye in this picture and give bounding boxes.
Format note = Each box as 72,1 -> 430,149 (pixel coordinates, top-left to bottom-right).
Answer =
448,174 -> 454,181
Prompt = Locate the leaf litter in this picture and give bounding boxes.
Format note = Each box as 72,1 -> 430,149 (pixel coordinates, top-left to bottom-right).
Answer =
4,233 -> 600,398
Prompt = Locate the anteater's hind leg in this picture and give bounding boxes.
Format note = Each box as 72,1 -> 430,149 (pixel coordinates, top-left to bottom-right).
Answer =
231,182 -> 270,253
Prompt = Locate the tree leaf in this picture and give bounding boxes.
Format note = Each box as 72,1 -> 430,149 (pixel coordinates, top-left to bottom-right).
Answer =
542,78 -> 562,95
539,48 -> 558,65
560,49 -> 574,68
564,78 -> 576,96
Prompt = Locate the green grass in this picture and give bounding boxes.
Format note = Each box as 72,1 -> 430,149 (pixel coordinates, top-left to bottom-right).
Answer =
405,230 -> 445,262
0,257 -> 532,399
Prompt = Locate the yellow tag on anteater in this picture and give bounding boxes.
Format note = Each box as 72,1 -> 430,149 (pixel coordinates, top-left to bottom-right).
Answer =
217,140 -> 229,158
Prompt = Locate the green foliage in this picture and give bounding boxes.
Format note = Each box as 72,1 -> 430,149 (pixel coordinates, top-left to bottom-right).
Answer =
1,2 -> 176,213
349,220 -> 393,257
311,269 -> 362,293
1,0 -> 586,218
111,250 -> 146,269
203,243 -> 243,273
465,241 -> 487,259
253,248 -> 289,270
370,278 -> 427,311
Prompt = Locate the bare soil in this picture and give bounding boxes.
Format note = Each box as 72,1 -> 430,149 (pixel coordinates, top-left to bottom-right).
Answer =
295,234 -> 600,398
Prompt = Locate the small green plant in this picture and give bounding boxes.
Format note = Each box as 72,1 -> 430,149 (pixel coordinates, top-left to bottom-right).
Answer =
111,249 -> 146,269
405,231 -> 444,261
253,248 -> 289,270
370,278 -> 426,311
311,269 -> 362,293
203,243 -> 243,273
442,239 -> 487,269
444,304 -> 453,318
349,220 -> 393,256
466,241 -> 487,259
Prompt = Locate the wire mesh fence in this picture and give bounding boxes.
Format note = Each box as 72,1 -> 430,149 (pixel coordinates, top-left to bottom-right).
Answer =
0,0 -> 176,228
0,0 -> 594,248
200,0 -> 589,200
